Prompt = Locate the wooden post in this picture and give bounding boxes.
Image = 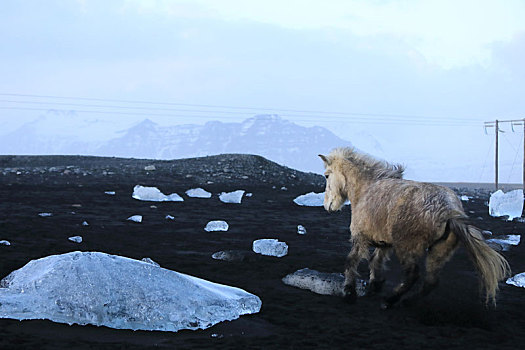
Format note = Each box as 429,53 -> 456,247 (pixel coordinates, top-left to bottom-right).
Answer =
495,119 -> 499,191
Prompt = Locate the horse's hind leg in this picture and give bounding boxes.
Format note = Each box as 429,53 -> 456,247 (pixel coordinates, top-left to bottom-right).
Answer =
343,238 -> 369,303
368,247 -> 392,295
422,231 -> 459,296
382,251 -> 420,309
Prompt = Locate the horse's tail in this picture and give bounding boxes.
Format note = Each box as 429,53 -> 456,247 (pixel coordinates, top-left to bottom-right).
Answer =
448,217 -> 511,305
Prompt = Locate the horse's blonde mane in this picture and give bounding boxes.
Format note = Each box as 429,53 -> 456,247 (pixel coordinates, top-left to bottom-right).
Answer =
328,147 -> 405,180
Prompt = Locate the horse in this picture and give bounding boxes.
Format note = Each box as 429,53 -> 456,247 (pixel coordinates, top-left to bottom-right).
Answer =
319,147 -> 511,308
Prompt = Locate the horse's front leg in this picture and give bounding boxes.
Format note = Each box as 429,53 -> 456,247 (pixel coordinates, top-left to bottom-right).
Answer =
343,237 -> 369,303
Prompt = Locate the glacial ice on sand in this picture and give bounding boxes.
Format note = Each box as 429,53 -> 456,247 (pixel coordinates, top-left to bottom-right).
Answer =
0,251 -> 262,332
0,240 -> 10,246
185,188 -> 212,198
68,236 -> 82,243
293,192 -> 350,207
293,192 -> 325,206
488,189 -> 524,221
487,235 -> 521,251
252,239 -> 288,257
127,215 -> 142,223
132,185 -> 183,202
219,190 -> 245,204
38,213 -> 53,217
205,220 -> 229,232
282,268 -> 366,297
297,225 -> 307,235
506,272 -> 525,288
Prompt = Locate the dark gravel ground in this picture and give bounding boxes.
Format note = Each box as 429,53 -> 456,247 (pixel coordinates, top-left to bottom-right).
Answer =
0,155 -> 524,349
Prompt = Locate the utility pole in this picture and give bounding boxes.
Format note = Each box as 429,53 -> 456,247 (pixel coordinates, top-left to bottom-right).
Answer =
485,118 -> 525,191
495,119 -> 499,190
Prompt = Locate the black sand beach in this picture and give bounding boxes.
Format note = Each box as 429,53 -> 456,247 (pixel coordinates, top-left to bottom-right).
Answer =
1,155 -> 524,349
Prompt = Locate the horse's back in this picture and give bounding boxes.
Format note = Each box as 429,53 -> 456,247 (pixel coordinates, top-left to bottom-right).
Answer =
353,179 -> 465,243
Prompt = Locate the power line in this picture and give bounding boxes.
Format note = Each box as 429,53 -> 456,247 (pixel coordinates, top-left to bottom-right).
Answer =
0,105 -> 480,126
0,92 -> 482,125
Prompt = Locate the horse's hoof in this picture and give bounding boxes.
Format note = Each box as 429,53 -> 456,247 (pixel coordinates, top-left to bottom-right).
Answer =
380,300 -> 393,310
343,292 -> 357,304
366,279 -> 385,296
380,295 -> 399,310
342,286 -> 357,304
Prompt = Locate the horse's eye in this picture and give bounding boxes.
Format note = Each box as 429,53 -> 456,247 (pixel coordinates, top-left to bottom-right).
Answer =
325,174 -> 329,179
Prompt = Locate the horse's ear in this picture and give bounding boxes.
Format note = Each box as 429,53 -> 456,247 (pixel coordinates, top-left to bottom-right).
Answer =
318,154 -> 330,166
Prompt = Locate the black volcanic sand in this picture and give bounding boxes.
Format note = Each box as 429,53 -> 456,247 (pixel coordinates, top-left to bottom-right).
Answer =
1,155 -> 525,349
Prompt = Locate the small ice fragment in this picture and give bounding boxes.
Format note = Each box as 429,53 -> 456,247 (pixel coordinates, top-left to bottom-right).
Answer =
105,191 -> 116,195
185,188 -> 212,198
245,193 -> 253,197
38,213 -> 53,217
205,221 -> 229,232
165,193 -> 184,202
219,190 -> 245,204
0,240 -> 11,246
507,272 -> 525,288
68,236 -> 82,243
460,195 -> 469,201
82,221 -> 89,226
127,215 -> 143,223
211,250 -> 248,262
487,235 -> 521,248
144,165 -> 156,171
488,189 -> 524,221
165,215 -> 175,220
293,192 -> 324,206
297,225 -> 307,235
132,185 -> 184,202
281,186 -> 288,191
252,239 -> 288,257
141,257 -> 160,267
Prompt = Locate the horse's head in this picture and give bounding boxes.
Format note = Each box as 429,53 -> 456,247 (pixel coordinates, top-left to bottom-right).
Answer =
319,154 -> 348,212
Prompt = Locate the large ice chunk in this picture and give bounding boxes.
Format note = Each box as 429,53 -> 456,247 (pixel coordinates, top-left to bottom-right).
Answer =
506,272 -> 525,288
252,239 -> 288,257
0,251 -> 261,332
282,268 -> 366,297
489,189 -> 524,220
132,185 -> 184,202
219,190 -> 245,204
185,188 -> 212,198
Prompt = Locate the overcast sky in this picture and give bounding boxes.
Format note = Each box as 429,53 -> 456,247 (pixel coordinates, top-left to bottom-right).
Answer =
1,0 -> 525,181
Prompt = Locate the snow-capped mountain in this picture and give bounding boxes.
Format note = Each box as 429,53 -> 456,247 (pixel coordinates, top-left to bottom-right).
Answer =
0,114 -> 354,173
97,115 -> 353,173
